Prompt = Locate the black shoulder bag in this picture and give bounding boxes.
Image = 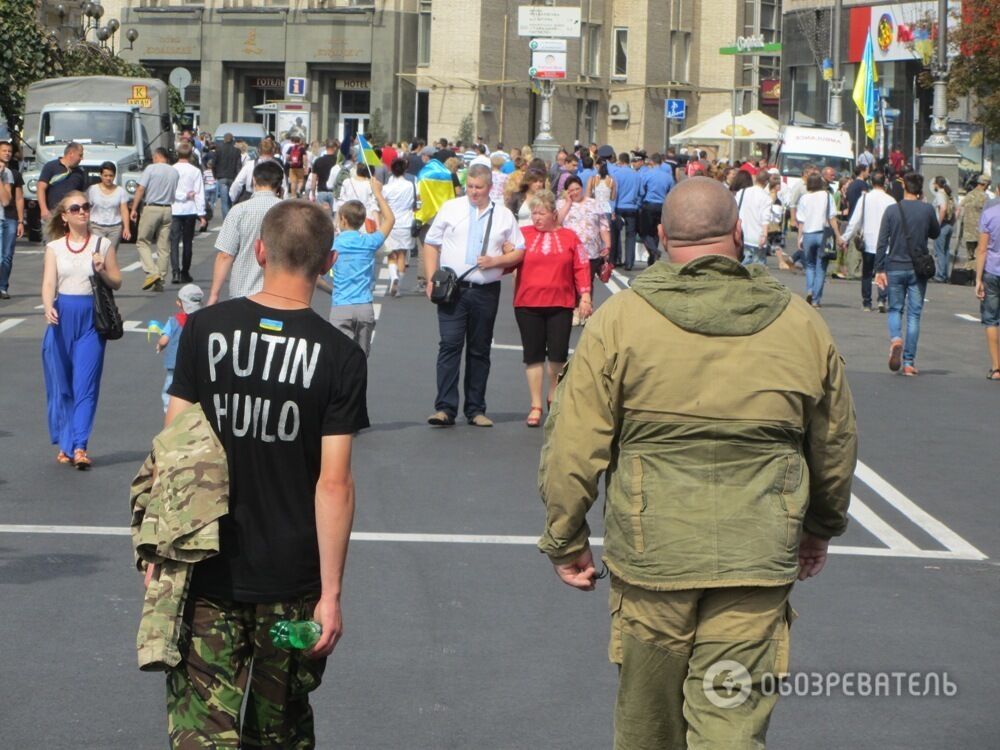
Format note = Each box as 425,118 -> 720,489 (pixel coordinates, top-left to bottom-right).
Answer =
822,191 -> 839,262
430,205 -> 494,305
897,202 -> 936,280
90,239 -> 124,340
854,194 -> 867,253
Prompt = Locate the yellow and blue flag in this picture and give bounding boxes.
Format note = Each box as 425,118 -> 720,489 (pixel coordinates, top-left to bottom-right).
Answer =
356,133 -> 381,167
146,320 -> 165,342
852,30 -> 879,142
415,160 -> 455,224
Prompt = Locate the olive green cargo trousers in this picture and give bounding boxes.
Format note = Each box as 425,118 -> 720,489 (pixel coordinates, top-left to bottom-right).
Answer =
609,577 -> 795,750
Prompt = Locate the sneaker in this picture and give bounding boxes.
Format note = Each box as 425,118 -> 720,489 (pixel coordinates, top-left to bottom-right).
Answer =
805,292 -> 813,305
878,301 -> 886,313
153,279 -> 165,292
142,274 -> 160,290
862,305 -> 874,312
888,339 -> 903,372
427,411 -> 455,427
902,365 -> 919,377
0,290 -> 9,300
468,413 -> 494,427
389,279 -> 399,297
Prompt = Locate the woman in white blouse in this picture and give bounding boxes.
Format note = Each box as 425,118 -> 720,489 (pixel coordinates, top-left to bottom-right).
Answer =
86,162 -> 131,251
41,190 -> 122,469
795,172 -> 842,308
382,158 -> 417,296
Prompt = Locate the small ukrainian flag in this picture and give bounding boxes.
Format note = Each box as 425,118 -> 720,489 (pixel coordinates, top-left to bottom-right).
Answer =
259,318 -> 284,332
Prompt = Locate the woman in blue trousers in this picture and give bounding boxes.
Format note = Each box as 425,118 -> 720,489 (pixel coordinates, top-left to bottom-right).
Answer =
795,172 -> 842,308
41,190 -> 121,469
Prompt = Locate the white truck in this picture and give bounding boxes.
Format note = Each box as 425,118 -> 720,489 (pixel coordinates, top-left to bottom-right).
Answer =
20,76 -> 174,240
774,125 -> 855,194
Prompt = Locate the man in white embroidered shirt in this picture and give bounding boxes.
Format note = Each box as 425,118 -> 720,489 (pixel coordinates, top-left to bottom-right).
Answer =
423,164 -> 525,427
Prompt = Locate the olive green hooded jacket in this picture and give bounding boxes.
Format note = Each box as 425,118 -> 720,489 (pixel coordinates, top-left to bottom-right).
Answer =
538,256 -> 857,590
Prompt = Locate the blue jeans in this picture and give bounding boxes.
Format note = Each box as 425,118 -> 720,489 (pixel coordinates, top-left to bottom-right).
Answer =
742,244 -> 766,266
435,281 -> 501,419
316,191 -> 335,215
887,269 -> 927,367
162,369 -> 174,412
0,217 -> 17,292
933,223 -> 953,281
802,231 -> 829,303
217,178 -> 233,218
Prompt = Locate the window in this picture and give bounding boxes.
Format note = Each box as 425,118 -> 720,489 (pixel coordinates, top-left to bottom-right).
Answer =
416,90 -> 429,141
585,23 -> 601,76
418,0 -> 432,66
671,31 -> 691,83
613,28 -> 628,78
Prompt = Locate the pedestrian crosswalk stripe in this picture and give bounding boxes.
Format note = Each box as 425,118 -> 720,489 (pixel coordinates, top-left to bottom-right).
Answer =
0,318 -> 25,334
955,313 -> 978,323
121,261 -> 143,273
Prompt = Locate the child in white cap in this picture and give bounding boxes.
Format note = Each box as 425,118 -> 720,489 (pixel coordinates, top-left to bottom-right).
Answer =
156,283 -> 204,412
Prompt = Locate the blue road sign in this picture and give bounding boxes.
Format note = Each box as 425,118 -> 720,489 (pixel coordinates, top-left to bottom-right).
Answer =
665,98 -> 686,120
287,77 -> 307,97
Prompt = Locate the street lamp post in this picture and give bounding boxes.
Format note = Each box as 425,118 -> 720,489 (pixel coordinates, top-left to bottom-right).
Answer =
530,0 -> 560,163
828,0 -> 845,127
55,2 -> 138,55
919,0 -> 960,197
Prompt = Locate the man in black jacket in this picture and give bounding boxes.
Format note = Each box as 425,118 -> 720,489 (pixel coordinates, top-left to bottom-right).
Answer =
875,172 -> 940,376
213,133 -> 242,219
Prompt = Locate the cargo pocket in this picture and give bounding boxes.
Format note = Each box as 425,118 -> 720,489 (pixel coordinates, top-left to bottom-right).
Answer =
770,454 -> 802,509
772,602 -> 798,678
629,455 -> 645,553
608,578 -> 626,665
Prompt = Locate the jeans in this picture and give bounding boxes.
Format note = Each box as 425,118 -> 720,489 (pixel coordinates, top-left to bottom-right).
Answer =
162,369 -> 173,412
861,253 -> 887,308
742,244 -> 766,266
316,191 -> 335,215
802,231 -> 829,303
217,178 -> 233,218
612,209 -> 639,269
933,223 -> 953,281
887,268 -> 926,366
170,214 -> 197,275
0,217 -> 17,292
435,282 -> 501,419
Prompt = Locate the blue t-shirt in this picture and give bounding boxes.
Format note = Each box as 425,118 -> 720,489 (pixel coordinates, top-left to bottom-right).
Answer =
332,230 -> 385,306
577,167 -> 597,192
161,315 -> 184,370
500,160 -> 516,174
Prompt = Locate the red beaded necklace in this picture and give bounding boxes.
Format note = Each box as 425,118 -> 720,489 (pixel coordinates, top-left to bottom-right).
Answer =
65,233 -> 91,254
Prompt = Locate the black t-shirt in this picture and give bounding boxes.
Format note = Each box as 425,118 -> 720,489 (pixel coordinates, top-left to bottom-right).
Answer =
38,159 -> 89,208
312,154 -> 337,190
3,167 -> 23,220
168,298 -> 370,602
845,178 -> 870,219
406,152 -> 424,176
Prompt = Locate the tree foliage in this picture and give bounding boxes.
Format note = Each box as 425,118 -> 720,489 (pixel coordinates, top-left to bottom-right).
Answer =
367,107 -> 388,145
456,113 -> 475,146
0,0 -> 62,134
948,0 -> 1000,140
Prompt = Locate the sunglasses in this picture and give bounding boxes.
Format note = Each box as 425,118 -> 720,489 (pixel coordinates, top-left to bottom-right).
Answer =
66,203 -> 92,214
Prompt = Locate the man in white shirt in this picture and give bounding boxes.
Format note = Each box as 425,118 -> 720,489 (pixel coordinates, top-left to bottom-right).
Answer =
229,139 -> 286,204
423,164 -> 525,427
734,171 -> 774,265
841,170 -> 895,312
170,142 -> 207,284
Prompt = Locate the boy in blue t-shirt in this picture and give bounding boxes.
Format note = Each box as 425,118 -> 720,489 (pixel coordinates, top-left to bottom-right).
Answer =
322,177 -> 394,356
155,283 -> 204,411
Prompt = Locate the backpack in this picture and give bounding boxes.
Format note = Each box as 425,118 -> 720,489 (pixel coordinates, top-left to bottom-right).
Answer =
332,166 -> 353,200
288,144 -> 305,169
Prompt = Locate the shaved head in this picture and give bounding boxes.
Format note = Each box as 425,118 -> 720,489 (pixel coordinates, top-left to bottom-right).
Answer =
661,177 -> 738,246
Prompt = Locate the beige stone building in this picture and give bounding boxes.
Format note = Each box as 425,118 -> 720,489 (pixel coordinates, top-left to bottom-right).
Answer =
39,1 -> 780,152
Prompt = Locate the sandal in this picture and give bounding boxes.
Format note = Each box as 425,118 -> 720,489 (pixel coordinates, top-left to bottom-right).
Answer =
526,406 -> 544,428
56,451 -> 72,465
988,369 -> 1000,381
72,449 -> 92,470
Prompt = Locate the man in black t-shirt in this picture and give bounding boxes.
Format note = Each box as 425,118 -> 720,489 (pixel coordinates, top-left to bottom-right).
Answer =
0,140 -> 24,298
162,199 -> 368,747
311,140 -> 338,215
37,142 -> 88,220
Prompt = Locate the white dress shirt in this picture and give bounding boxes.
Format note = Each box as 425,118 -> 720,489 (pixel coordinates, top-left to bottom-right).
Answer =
229,156 -> 288,202
734,186 -> 774,247
172,162 -> 205,216
424,196 -> 525,285
841,188 -> 897,254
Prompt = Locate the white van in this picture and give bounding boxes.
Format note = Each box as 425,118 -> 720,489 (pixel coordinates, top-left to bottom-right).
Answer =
213,122 -> 267,157
774,125 -> 854,193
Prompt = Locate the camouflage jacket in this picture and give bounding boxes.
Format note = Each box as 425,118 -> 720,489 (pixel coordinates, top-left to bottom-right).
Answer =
130,404 -> 229,671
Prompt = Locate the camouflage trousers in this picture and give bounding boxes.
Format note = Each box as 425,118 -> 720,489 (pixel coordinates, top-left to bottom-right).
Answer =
609,577 -> 795,750
166,595 -> 326,749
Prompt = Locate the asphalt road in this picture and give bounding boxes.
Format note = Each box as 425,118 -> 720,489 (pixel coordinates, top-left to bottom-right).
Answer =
1,227 -> 998,749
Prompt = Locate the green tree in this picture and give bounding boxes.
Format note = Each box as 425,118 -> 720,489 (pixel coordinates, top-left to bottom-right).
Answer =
456,113 -> 475,146
948,0 -> 1000,140
367,107 -> 388,145
0,0 -> 62,134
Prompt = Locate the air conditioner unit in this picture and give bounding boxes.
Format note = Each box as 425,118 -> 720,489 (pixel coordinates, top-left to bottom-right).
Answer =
608,100 -> 630,122
480,104 -> 495,113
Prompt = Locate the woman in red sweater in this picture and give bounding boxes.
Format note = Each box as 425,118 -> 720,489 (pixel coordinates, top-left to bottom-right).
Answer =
515,190 -> 592,427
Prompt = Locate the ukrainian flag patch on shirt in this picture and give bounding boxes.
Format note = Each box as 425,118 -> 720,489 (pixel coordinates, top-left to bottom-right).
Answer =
259,318 -> 284,332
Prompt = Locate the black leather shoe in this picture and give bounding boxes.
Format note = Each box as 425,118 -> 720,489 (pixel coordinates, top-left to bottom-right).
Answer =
180,272 -> 193,283
171,272 -> 181,284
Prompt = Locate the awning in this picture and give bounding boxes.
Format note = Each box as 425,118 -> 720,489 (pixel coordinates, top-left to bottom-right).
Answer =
670,109 -> 780,144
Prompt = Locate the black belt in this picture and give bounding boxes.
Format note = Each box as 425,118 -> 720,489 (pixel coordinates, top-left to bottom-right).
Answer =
146,203 -> 171,207
457,280 -> 500,290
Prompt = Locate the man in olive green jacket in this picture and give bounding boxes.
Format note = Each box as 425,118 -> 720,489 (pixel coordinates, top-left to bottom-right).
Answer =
538,177 -> 857,750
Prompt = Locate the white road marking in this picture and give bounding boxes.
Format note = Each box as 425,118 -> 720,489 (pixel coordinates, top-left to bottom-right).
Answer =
121,261 -> 143,273
611,270 -> 632,289
0,318 -> 25,334
848,494 -> 920,552
123,320 -> 151,333
603,276 -> 623,295
35,304 -> 45,310
17,249 -> 45,255
955,313 -> 979,323
492,343 -> 523,351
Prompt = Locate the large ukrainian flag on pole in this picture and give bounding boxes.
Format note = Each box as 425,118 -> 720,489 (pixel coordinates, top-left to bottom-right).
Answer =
853,30 -> 879,142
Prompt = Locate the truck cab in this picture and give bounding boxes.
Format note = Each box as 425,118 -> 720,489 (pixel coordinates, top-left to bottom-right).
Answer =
774,125 -> 855,195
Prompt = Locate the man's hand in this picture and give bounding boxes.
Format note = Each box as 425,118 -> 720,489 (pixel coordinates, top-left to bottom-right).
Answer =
553,548 -> 597,591
425,280 -> 434,300
130,209 -> 139,223
476,255 -> 497,269
797,532 -> 830,580
307,595 -> 343,659
875,271 -> 888,291
199,216 -> 207,229
121,224 -> 131,241
41,208 -> 51,221
143,563 -> 157,589
976,278 -> 985,301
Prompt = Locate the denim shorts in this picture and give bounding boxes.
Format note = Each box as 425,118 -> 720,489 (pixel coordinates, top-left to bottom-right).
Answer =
982,272 -> 1000,327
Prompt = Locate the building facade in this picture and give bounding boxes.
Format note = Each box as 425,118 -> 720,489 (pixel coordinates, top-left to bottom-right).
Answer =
103,0 -> 779,151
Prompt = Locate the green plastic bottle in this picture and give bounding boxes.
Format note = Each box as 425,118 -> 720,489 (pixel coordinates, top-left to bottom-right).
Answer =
269,620 -> 322,650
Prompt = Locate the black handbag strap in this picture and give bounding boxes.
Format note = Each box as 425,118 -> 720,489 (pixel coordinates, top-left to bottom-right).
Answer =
455,204 -> 495,283
896,202 -> 921,262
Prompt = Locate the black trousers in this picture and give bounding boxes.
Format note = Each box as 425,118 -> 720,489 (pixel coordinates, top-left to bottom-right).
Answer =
861,252 -> 887,308
611,210 -> 639,269
435,282 -> 501,419
170,214 -> 197,274
639,202 -> 662,261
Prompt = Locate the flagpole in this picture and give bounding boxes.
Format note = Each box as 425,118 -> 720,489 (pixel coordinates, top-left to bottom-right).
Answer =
828,0 -> 844,127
